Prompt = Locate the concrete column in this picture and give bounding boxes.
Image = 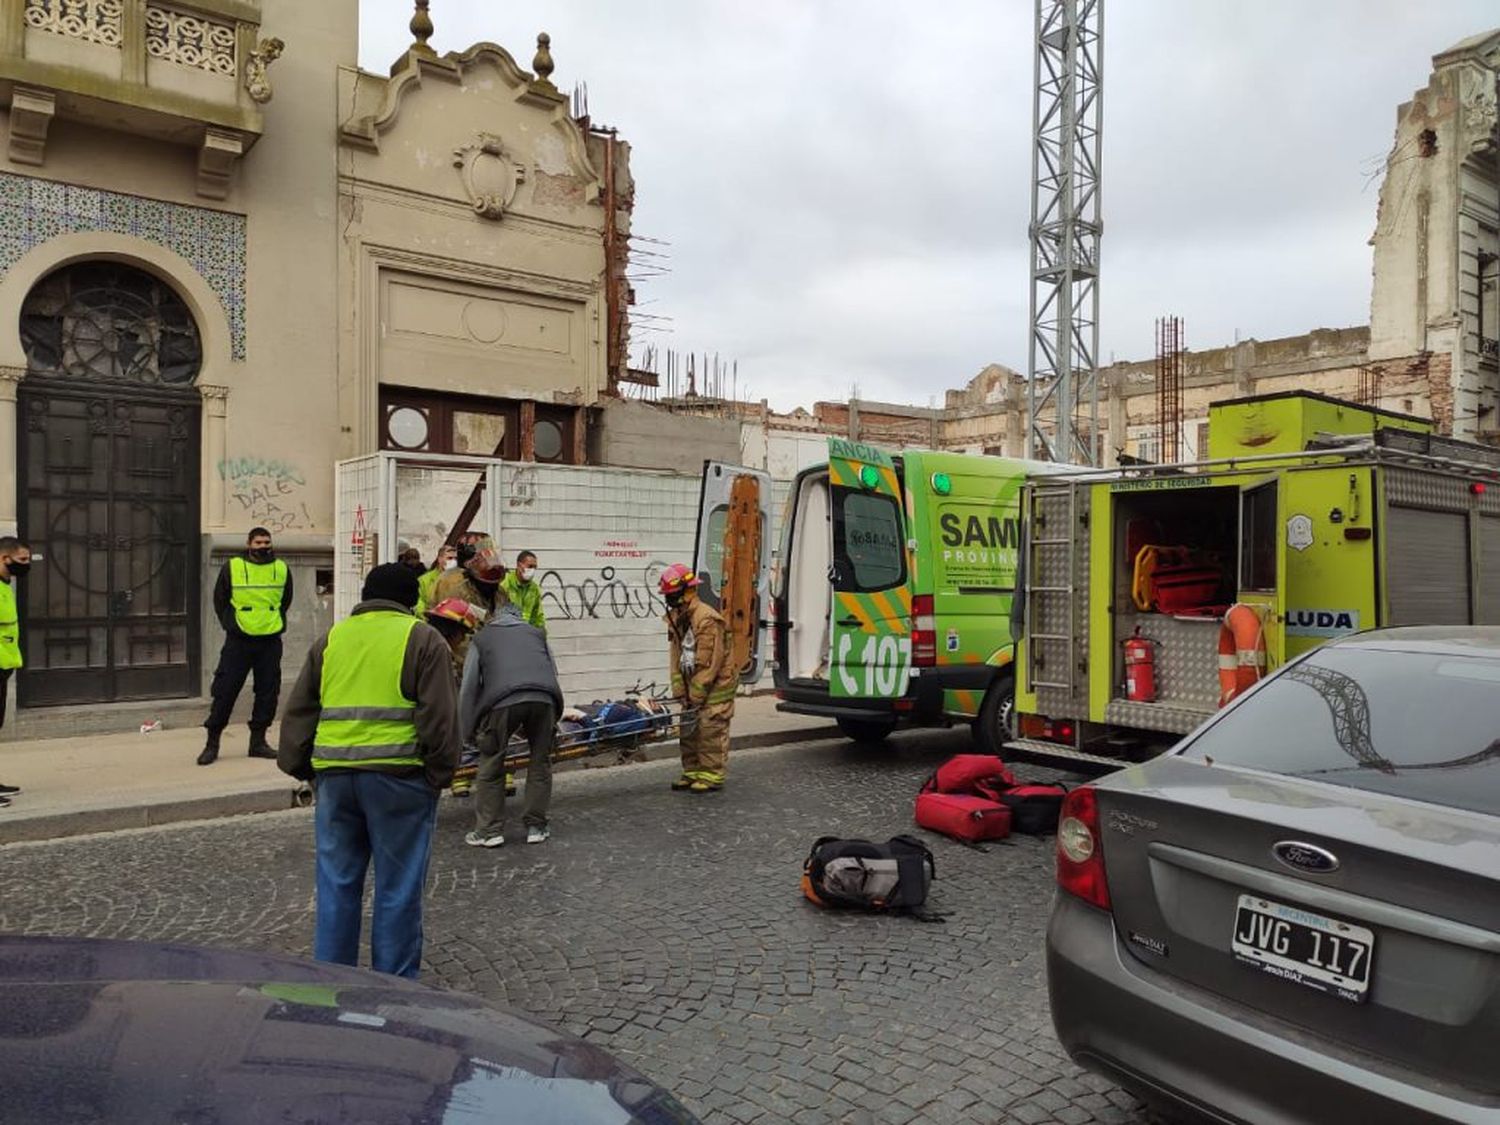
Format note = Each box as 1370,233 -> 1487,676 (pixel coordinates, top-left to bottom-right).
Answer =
0,366 -> 21,535
200,384 -> 229,529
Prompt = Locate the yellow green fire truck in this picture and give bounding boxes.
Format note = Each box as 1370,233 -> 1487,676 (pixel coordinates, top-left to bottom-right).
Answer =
1009,390 -> 1500,768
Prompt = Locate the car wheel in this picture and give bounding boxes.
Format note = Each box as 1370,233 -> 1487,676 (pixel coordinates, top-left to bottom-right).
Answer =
836,716 -> 896,744
973,674 -> 1016,757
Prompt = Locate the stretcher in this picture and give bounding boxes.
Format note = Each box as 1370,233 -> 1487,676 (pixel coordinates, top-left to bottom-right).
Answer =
451,698 -> 699,782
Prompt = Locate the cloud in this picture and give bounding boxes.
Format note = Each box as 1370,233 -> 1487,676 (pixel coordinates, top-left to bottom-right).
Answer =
359,1 -> 1497,409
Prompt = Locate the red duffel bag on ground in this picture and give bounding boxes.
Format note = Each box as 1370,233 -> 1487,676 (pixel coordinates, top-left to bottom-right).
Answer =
914,791 -> 1013,843
928,753 -> 1017,795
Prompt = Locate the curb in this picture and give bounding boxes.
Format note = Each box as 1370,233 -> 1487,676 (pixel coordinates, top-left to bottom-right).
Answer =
0,724 -> 838,845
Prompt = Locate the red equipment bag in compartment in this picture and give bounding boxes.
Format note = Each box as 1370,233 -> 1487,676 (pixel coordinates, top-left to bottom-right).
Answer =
915,792 -> 1012,843
927,753 -> 1017,796
979,782 -> 1068,835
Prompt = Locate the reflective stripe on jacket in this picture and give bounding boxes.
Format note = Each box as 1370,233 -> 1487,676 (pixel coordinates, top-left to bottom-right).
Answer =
0,580 -> 20,670
230,557 -> 289,636
313,609 -> 422,770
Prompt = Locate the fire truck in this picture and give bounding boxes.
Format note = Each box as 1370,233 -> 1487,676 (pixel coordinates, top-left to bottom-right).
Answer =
1009,391 -> 1500,768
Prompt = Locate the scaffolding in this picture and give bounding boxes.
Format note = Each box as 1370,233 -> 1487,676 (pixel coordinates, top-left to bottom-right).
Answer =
1155,315 -> 1183,463
1026,0 -> 1104,464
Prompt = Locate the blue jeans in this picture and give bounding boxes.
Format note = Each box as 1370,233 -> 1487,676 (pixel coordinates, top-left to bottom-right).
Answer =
313,770 -> 438,980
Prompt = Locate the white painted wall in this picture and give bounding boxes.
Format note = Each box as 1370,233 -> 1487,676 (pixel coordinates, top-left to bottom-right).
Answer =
495,463 -> 697,704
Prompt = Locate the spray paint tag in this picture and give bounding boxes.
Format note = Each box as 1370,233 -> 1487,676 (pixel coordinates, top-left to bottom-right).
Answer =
946,628 -> 960,653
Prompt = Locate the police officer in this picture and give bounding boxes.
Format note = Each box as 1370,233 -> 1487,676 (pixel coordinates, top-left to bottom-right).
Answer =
199,527 -> 291,765
660,563 -> 738,793
277,562 -> 458,979
0,537 -> 32,809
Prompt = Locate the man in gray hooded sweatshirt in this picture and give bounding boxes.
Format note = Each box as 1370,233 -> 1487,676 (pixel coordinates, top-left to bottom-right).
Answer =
458,589 -> 564,847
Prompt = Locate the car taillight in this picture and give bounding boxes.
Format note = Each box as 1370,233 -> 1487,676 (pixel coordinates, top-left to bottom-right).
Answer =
911,594 -> 936,666
1056,786 -> 1111,911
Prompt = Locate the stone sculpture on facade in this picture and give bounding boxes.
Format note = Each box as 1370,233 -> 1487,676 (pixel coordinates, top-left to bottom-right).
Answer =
244,37 -> 284,105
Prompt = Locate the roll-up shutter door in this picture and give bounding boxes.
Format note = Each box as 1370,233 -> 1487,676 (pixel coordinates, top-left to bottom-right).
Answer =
1479,517 -> 1500,625
1386,507 -> 1471,625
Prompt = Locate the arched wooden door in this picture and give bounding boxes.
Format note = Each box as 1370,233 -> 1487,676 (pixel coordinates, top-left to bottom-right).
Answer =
16,263 -> 202,705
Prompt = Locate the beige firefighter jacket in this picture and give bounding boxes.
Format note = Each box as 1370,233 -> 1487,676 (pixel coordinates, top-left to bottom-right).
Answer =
666,598 -> 738,707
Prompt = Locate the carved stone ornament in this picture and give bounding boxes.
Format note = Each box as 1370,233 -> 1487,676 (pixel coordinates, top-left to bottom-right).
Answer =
1459,63 -> 1498,154
452,133 -> 526,220
244,37 -> 284,104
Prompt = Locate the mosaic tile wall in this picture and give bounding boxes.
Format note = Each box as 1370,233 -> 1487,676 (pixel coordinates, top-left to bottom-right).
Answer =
0,173 -> 246,358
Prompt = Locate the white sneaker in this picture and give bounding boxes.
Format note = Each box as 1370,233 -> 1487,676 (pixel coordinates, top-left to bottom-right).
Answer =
465,830 -> 504,848
526,825 -> 550,845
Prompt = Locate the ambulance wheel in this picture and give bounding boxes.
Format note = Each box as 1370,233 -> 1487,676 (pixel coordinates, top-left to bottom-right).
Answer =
836,717 -> 896,744
974,675 -> 1016,757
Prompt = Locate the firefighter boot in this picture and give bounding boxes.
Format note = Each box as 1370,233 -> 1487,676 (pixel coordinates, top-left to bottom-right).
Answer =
670,774 -> 694,791
197,729 -> 221,766
247,727 -> 276,759
688,774 -> 724,793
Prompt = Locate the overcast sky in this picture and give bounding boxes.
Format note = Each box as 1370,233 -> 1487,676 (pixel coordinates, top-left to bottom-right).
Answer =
358,2 -> 1498,410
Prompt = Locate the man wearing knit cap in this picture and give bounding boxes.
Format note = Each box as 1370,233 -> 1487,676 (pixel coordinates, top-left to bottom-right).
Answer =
278,562 -> 459,980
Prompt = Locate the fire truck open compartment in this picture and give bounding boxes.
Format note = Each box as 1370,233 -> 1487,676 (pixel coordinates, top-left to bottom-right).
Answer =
1109,484 -> 1243,714
783,469 -> 832,682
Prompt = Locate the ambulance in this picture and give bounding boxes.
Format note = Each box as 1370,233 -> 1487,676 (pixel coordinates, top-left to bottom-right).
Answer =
1010,391 -> 1500,768
695,440 -> 1058,753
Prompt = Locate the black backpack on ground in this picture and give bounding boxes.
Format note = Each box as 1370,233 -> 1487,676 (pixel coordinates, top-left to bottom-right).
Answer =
800,835 -> 943,922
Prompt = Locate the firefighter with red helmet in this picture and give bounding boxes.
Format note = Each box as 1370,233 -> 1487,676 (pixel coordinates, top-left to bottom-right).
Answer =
660,563 -> 737,792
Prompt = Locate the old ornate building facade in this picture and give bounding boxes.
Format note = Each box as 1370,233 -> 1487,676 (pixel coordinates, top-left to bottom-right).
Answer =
0,0 -> 630,716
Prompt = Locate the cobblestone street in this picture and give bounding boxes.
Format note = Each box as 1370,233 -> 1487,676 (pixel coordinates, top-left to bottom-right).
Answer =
0,729 -> 1150,1125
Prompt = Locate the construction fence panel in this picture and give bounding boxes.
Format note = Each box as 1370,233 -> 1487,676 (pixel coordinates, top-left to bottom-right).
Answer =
497,463 -> 699,704
334,455 -> 383,620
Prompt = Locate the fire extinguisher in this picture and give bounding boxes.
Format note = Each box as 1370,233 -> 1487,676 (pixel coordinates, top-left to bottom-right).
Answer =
1124,629 -> 1157,703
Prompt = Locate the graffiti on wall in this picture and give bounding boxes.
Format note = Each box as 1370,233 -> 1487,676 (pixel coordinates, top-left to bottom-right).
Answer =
219,457 -> 313,534
538,562 -> 670,621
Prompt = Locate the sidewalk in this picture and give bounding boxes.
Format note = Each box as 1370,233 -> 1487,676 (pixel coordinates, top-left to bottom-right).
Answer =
0,695 -> 835,845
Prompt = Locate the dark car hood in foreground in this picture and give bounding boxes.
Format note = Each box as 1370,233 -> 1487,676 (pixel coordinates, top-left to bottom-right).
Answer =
0,936 -> 697,1125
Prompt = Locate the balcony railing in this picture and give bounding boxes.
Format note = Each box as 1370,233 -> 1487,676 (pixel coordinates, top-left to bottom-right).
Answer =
0,0 -> 265,197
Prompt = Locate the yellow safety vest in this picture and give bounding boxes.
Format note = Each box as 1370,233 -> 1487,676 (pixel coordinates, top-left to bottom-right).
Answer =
0,580 -> 20,670
312,610 -> 422,771
230,557 -> 288,636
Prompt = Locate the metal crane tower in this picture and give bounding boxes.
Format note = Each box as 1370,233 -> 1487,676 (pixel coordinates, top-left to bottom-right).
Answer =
1026,0 -> 1104,463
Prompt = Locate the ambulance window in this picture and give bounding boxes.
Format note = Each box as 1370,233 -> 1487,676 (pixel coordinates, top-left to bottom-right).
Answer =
834,491 -> 905,592
702,506 -> 728,592
1240,482 -> 1278,590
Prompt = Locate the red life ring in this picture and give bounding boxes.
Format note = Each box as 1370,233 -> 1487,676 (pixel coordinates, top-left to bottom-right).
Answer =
1217,604 -> 1266,706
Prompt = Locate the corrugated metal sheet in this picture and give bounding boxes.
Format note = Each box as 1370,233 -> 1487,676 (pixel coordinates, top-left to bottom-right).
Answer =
1479,517 -> 1500,625
1386,506 -> 1470,625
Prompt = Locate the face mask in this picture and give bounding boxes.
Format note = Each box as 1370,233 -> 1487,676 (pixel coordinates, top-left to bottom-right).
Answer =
518,567 -> 535,582
665,591 -> 686,610
473,579 -> 498,595
249,548 -> 273,563
7,560 -> 29,578
443,559 -> 458,571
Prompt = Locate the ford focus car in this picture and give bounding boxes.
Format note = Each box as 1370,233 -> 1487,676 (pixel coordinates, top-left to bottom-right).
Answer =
1046,627 -> 1500,1124
0,935 -> 698,1124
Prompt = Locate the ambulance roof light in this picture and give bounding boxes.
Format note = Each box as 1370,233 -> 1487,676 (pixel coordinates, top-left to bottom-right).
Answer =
932,472 -> 952,496
859,465 -> 881,490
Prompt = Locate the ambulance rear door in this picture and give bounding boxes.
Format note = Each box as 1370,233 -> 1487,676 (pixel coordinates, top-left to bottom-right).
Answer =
694,461 -> 774,684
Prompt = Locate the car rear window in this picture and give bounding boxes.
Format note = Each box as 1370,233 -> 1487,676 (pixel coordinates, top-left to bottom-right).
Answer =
1179,646 -> 1500,817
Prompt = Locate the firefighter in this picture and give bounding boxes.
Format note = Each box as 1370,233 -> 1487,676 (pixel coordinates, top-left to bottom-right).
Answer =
660,563 -> 737,793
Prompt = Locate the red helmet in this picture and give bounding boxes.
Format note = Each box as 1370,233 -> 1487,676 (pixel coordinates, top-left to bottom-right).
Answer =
658,563 -> 702,596
466,547 -> 506,584
426,598 -> 479,631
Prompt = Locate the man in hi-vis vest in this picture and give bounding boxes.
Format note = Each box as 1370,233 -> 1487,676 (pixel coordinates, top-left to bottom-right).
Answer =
278,562 -> 458,979
199,527 -> 293,765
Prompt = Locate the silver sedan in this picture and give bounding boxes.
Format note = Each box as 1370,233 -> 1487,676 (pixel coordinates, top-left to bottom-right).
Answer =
1047,627 -> 1500,1125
